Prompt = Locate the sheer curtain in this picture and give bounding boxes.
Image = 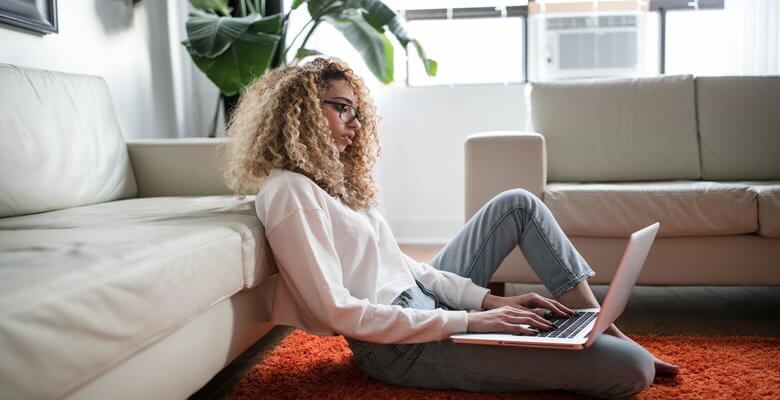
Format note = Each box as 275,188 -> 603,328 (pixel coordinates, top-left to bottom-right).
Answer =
664,0 -> 779,76
736,0 -> 779,75
165,1 -> 223,138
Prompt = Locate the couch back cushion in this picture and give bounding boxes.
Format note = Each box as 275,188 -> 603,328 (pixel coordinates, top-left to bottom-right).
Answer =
696,76 -> 780,180
530,75 -> 701,182
0,65 -> 137,217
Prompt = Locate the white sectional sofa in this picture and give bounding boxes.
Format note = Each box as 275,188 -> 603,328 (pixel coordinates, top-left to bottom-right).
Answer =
466,75 -> 780,286
0,65 -> 278,399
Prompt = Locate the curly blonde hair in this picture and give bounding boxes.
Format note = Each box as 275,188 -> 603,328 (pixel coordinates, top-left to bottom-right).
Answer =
221,57 -> 382,211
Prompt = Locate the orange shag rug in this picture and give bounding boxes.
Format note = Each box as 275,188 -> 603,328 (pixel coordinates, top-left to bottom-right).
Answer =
223,330 -> 780,400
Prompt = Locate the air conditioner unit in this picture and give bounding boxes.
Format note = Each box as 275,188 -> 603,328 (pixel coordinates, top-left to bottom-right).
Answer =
531,13 -> 645,80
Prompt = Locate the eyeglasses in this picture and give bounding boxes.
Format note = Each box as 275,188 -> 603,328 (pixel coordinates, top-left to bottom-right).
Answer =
323,100 -> 365,124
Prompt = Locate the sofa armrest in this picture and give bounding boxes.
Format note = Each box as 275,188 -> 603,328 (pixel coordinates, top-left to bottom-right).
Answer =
126,138 -> 233,197
465,131 -> 547,220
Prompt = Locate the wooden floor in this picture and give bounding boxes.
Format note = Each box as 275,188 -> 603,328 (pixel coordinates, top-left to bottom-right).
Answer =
401,244 -> 780,338
192,243 -> 780,399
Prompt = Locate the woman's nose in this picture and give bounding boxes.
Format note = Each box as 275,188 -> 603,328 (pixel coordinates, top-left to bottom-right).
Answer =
347,117 -> 362,129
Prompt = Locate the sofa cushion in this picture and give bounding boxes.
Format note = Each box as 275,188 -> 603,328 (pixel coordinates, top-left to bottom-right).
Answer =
0,196 -> 275,399
0,64 -> 137,218
696,77 -> 780,180
0,195 -> 274,288
543,181 -> 758,237
530,75 -> 701,182
730,182 -> 780,238
754,184 -> 780,237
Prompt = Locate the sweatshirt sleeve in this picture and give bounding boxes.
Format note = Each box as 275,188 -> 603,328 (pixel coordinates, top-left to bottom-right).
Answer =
401,252 -> 489,312
265,207 -> 471,344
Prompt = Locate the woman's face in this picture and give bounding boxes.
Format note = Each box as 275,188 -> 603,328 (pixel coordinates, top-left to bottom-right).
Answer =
321,79 -> 362,153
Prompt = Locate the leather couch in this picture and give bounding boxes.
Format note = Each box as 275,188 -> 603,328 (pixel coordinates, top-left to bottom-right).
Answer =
0,65 -> 278,399
465,75 -> 780,287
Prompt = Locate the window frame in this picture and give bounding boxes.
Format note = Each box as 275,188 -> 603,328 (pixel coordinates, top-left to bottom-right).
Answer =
398,1 -> 725,86
651,0 -> 725,74
401,5 -> 529,85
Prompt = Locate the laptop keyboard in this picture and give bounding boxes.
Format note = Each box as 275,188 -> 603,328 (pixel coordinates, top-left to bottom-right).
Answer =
533,311 -> 598,338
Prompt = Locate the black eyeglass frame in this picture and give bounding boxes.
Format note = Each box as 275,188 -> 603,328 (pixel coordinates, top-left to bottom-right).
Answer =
323,100 -> 365,124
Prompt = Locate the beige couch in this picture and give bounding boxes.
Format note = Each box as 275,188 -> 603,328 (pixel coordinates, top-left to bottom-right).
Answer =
0,65 -> 279,399
465,75 -> 780,287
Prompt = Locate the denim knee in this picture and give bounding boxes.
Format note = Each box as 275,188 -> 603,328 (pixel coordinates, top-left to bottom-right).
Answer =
601,344 -> 655,399
492,188 -> 540,212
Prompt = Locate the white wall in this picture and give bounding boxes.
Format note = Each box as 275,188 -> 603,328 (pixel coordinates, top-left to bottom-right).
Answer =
0,0 -> 215,139
373,84 -> 529,244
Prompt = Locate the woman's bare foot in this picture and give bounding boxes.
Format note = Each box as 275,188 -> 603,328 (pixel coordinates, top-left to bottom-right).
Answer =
607,324 -> 679,376
652,357 -> 680,376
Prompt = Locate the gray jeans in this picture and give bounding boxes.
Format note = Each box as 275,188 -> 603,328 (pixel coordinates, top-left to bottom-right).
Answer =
346,189 -> 655,399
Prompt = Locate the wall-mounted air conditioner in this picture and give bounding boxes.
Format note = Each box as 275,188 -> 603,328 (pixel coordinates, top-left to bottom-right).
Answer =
530,13 -> 649,80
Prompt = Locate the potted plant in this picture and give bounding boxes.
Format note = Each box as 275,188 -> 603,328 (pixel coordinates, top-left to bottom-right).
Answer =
182,0 -> 436,135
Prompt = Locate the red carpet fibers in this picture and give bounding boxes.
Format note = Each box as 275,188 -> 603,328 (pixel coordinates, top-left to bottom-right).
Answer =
223,330 -> 780,399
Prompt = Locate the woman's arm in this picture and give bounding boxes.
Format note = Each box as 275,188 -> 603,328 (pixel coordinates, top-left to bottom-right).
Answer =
400,252 -> 489,312
266,207 -> 470,344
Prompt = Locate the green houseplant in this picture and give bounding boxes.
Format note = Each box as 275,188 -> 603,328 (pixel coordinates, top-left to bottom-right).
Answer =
182,0 -> 436,133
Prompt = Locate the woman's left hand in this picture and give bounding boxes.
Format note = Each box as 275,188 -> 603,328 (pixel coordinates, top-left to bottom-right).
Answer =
481,292 -> 576,317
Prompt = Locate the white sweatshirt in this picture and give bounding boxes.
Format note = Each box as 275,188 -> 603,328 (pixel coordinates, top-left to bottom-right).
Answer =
254,169 -> 489,344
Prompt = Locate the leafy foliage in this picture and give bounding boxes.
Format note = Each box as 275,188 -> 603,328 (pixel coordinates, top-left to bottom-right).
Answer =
183,0 -> 436,96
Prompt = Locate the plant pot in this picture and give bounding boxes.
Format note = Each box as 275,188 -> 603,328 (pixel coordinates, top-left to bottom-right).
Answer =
223,94 -> 240,123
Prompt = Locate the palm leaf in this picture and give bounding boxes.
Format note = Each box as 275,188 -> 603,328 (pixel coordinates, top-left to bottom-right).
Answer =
322,11 -> 394,83
186,11 -> 279,58
184,30 -> 281,96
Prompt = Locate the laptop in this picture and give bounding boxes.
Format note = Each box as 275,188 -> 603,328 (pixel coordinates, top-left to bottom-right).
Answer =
449,222 -> 660,350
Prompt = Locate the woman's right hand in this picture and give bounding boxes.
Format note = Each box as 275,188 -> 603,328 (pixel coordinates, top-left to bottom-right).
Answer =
466,306 -> 554,335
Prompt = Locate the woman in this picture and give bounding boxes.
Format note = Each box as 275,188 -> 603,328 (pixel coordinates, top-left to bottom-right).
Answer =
222,57 -> 678,399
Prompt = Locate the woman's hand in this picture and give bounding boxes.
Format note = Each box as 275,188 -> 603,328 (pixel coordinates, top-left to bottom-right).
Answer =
466,306 -> 556,335
482,292 -> 576,317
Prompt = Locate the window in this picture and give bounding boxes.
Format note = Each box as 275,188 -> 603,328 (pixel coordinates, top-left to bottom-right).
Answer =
283,0 -> 776,87
406,16 -> 526,85
388,0 -> 528,86
664,1 -> 779,76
